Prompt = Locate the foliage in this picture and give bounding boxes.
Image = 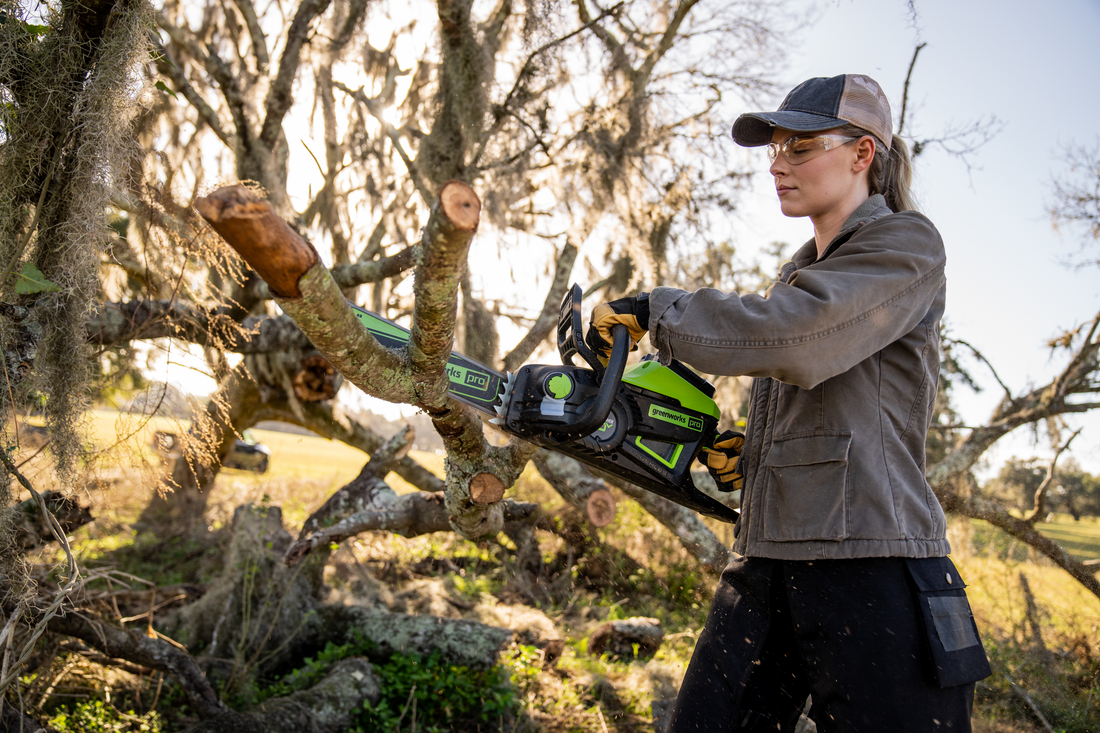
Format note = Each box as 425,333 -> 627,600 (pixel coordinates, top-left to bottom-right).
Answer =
256,629 -> 520,732
48,699 -> 163,733
355,649 -> 517,732
984,457 -> 1100,519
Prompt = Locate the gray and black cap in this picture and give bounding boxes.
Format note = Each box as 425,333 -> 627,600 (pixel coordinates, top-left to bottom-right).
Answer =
732,74 -> 893,151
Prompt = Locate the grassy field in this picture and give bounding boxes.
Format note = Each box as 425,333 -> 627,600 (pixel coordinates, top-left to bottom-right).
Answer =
17,409 -> 1100,732
62,409 -> 446,528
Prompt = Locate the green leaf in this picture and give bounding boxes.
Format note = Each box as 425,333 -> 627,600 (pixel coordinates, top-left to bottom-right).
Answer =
15,263 -> 61,294
154,80 -> 178,99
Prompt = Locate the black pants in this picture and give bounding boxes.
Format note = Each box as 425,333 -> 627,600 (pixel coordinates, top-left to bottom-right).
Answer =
668,556 -> 987,732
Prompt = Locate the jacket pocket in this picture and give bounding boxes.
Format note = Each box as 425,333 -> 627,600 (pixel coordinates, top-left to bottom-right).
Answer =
762,433 -> 851,542
905,557 -> 992,688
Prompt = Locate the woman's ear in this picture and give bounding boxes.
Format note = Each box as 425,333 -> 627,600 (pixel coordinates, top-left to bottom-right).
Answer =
852,136 -> 876,173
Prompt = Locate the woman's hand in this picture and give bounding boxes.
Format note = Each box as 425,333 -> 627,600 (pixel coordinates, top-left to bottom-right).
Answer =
700,430 -> 745,492
585,293 -> 650,364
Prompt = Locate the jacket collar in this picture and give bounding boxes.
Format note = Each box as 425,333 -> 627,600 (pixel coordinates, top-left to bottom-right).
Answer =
789,194 -> 892,269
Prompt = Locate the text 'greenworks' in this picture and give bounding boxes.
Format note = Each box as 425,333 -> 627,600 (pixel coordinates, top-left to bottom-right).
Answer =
648,404 -> 703,432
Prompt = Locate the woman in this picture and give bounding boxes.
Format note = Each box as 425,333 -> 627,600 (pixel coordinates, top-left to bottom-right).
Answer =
587,75 -> 991,732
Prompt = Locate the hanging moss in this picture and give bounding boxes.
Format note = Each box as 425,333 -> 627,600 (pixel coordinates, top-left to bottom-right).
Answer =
0,0 -> 153,594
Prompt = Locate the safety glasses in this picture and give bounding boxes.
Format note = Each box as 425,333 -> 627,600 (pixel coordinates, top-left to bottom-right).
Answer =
766,135 -> 860,165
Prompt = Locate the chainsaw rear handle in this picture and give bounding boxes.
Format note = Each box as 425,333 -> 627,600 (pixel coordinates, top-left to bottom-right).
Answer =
568,323 -> 630,437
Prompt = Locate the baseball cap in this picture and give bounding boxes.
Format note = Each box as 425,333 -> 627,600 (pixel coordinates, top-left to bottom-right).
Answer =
732,74 -> 893,151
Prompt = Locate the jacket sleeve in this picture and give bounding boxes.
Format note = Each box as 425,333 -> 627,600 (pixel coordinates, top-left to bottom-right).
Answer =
649,212 -> 946,389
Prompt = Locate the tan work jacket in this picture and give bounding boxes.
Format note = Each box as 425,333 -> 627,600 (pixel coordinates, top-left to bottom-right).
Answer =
650,194 -> 950,560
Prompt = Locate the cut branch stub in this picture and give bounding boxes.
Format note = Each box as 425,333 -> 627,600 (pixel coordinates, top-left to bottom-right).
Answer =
586,488 -> 616,527
470,472 -> 505,505
439,180 -> 481,231
292,354 -> 338,402
195,185 -> 318,298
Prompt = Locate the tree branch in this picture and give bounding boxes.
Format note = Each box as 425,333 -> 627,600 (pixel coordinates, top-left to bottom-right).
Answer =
1023,428 -> 1083,524
898,42 -> 927,136
949,337 -> 1014,401
408,181 -> 481,405
533,451 -> 617,527
46,612 -> 225,719
286,493 -> 538,566
261,0 -> 334,149
502,242 -> 578,372
232,0 -> 270,73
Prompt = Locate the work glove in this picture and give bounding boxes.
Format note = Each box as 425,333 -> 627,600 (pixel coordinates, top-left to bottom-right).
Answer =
699,430 -> 745,493
585,293 -> 650,366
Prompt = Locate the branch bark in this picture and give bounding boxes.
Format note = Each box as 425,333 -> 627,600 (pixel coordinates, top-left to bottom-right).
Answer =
600,473 -> 730,577
46,612 -> 226,719
196,183 -> 531,541
533,451 -> 617,527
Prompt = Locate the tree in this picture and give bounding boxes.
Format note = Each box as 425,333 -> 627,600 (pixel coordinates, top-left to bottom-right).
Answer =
1,0 -> 789,725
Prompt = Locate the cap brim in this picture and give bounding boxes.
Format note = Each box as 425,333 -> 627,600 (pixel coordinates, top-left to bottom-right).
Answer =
732,111 -> 849,147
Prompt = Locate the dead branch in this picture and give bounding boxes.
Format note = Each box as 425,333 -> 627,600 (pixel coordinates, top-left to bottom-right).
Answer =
898,42 -> 927,136
285,493 -> 539,567
502,242 -> 579,372
601,472 -> 730,577
1022,429 -> 1082,523
299,426 -> 416,538
45,611 -> 225,719
533,451 -> 617,527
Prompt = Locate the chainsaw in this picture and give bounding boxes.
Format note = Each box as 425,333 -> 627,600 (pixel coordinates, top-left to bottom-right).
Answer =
349,284 -> 739,523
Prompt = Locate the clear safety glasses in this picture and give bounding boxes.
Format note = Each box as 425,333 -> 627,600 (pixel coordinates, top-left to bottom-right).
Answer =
766,135 -> 860,165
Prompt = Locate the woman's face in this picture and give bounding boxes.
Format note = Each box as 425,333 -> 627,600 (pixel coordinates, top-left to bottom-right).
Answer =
768,128 -> 873,220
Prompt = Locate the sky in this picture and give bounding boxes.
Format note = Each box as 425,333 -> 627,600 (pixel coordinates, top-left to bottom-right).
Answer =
724,0 -> 1100,475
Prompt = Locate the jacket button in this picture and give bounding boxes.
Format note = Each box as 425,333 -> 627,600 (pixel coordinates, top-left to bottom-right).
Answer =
946,573 -> 953,584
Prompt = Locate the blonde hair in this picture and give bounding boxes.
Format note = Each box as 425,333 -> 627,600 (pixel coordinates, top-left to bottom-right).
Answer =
836,125 -> 919,212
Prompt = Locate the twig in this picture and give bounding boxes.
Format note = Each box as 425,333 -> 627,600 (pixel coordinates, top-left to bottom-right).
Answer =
1004,675 -> 1056,733
0,448 -> 81,698
898,43 -> 927,136
949,337 -> 1014,399
1023,428 -> 1082,524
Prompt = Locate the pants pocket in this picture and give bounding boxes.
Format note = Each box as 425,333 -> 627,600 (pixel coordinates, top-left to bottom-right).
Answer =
905,556 -> 992,688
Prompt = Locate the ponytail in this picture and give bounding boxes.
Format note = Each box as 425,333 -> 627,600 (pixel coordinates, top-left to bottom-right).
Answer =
835,125 -> 919,212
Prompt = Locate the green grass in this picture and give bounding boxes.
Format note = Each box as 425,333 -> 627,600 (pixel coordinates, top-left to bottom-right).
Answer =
1035,515 -> 1100,561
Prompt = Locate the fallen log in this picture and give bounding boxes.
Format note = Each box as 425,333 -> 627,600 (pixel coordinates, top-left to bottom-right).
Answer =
533,451 -> 617,527
184,657 -> 380,733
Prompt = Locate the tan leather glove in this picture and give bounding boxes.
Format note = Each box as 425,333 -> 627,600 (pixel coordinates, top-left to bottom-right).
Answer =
585,293 -> 650,365
700,430 -> 745,492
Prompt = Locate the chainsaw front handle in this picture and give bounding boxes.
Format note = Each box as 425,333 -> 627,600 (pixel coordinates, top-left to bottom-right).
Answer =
568,323 -> 630,437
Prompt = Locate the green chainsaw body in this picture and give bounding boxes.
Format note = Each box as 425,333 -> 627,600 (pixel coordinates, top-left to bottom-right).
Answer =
349,285 -> 738,523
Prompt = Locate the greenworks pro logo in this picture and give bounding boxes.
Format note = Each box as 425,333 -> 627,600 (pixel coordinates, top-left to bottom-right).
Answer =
446,365 -> 488,390
648,405 -> 703,432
